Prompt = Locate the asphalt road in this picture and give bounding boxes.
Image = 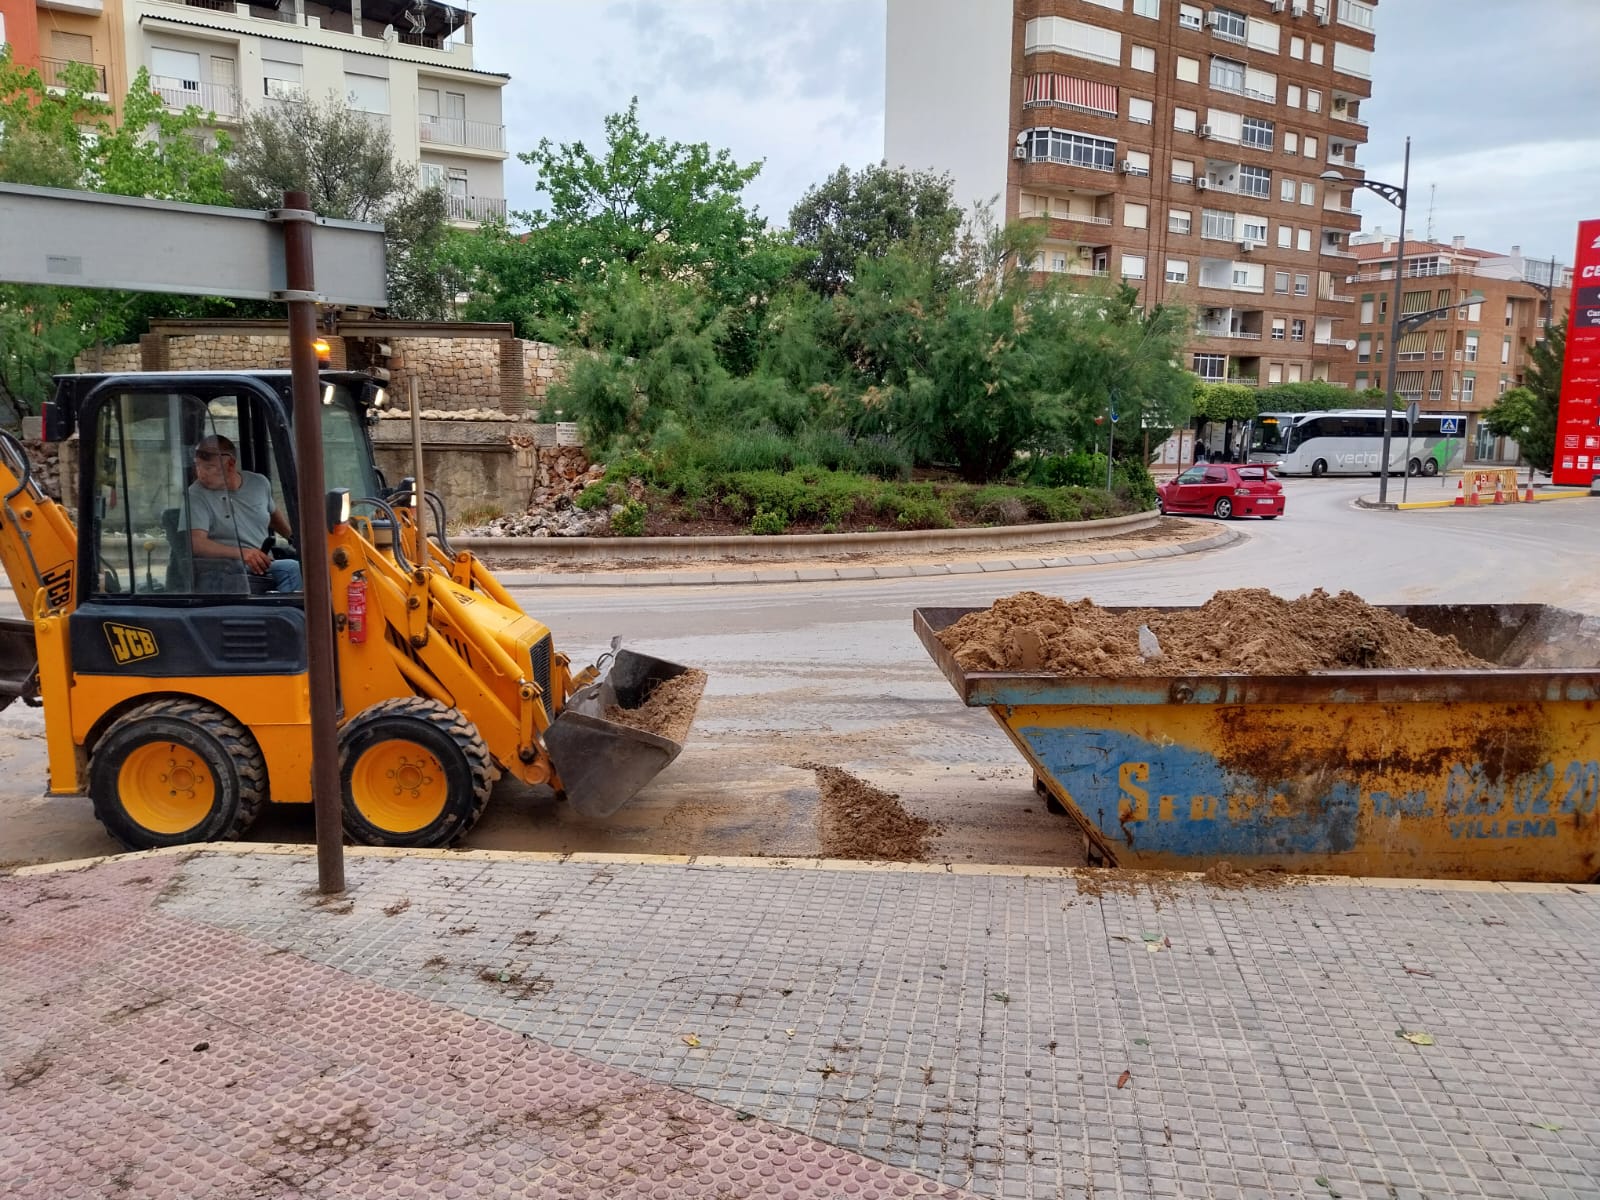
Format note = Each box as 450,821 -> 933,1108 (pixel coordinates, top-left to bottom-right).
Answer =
5,477 -> 1598,868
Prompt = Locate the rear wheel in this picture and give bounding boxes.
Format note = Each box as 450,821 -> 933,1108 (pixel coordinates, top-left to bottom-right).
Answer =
1213,498 -> 1234,519
88,700 -> 266,849
339,697 -> 497,848
1421,458 -> 1440,477
1311,459 -> 1328,478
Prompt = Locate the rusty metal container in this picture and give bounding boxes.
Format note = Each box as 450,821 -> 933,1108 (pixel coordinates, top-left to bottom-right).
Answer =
915,604 -> 1600,882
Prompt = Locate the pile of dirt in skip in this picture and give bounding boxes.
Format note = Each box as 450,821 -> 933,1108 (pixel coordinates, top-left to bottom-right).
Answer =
603,670 -> 707,743
800,763 -> 943,863
937,588 -> 1489,676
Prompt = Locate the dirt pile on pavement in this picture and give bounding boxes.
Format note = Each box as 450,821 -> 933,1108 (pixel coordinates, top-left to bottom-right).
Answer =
937,588 -> 1488,676
603,670 -> 707,743
801,764 -> 943,862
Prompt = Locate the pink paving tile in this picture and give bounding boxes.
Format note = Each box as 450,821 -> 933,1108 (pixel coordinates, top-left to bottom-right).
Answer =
1,858 -> 975,1200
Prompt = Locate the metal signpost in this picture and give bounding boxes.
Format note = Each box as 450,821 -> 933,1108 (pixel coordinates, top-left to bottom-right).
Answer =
1439,416 -> 1461,491
0,182 -> 387,895
1401,400 -> 1419,503
1106,409 -> 1120,491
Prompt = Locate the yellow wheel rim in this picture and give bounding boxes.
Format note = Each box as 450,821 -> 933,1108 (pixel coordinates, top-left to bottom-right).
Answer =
350,739 -> 448,834
117,742 -> 217,836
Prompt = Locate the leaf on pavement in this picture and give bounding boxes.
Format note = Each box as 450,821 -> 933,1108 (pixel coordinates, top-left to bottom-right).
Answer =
1116,1069 -> 1132,1089
1395,1029 -> 1435,1046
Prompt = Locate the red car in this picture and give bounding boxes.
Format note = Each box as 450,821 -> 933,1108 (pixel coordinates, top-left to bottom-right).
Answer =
1157,463 -> 1284,519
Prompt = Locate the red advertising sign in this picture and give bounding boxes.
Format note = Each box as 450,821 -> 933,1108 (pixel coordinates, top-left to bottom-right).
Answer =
1552,218 -> 1600,486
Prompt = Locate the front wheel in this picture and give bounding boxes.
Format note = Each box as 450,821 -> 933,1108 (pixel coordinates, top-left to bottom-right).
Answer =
1421,458 -> 1440,477
1213,498 -> 1234,519
340,697 -> 498,848
1311,459 -> 1328,478
88,700 -> 266,849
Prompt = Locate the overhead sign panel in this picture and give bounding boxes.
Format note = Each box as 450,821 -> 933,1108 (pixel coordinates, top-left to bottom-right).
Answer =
1553,218 -> 1600,487
0,183 -> 387,307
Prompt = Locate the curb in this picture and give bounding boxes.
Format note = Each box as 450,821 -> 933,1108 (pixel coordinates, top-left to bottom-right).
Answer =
1385,491 -> 1592,511
453,509 -> 1162,564
488,525 -> 1247,588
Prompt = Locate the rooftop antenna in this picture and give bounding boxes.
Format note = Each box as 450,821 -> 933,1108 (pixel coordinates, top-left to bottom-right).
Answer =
1425,183 -> 1436,242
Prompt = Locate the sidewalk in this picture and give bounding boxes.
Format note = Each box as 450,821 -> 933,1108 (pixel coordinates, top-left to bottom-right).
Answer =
5,847 -> 1598,1199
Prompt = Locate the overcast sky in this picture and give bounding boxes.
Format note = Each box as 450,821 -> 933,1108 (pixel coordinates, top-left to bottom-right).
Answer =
472,0 -> 1596,264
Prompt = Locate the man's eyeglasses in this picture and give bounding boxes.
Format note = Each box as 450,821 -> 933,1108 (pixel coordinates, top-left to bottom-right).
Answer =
194,450 -> 223,463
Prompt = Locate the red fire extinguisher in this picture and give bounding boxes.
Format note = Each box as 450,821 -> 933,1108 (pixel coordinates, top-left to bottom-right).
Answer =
347,572 -> 367,644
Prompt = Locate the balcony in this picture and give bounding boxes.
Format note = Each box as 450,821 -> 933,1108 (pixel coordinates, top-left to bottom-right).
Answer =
444,194 -> 507,224
148,0 -> 477,55
150,77 -> 242,121
419,115 -> 507,153
39,57 -> 108,94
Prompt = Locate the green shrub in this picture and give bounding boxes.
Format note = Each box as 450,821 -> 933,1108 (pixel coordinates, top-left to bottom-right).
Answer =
610,499 -> 647,537
749,507 -> 789,536
721,493 -> 749,520
573,483 -> 610,511
1019,452 -> 1106,489
1111,459 -> 1159,511
892,494 -> 952,530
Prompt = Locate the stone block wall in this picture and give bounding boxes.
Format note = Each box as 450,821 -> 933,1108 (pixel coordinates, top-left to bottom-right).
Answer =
71,344 -> 142,373
165,335 -> 293,371
523,341 -> 573,411
388,337 -> 501,413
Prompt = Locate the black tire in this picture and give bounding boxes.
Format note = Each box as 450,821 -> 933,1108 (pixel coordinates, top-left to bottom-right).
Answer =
88,700 -> 266,850
339,697 -> 497,848
1407,459 -> 1422,477
1311,459 -> 1328,478
1156,496 -> 1166,514
1213,497 -> 1234,519
1421,458 -> 1439,477
1260,515 -> 1279,520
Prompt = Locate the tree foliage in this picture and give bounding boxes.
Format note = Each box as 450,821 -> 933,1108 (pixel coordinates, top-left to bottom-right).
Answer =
788,163 -> 963,296
225,96 -> 449,318
0,51 -> 231,416
1481,322 -> 1564,473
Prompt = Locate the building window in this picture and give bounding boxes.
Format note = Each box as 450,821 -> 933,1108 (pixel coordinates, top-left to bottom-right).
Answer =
1173,107 -> 1197,133
1239,165 -> 1270,198
1244,68 -> 1277,103
1333,42 -> 1370,77
1193,354 -> 1227,380
1275,270 -> 1290,294
1303,136 -> 1318,159
1210,57 -> 1245,94
1025,17 -> 1122,65
1277,225 -> 1292,248
1052,252 -> 1068,273
1271,318 -> 1286,341
1305,88 -> 1322,113
1286,84 -> 1301,109
1310,40 -> 1326,66
345,72 -> 389,114
1124,149 -> 1151,175
1243,116 -> 1274,150
1128,96 -> 1154,124
1178,4 -> 1203,30
1166,258 -> 1189,283
1242,218 -> 1268,244
1246,17 -> 1280,53
1284,131 -> 1299,154
1502,338 -> 1511,365
1280,177 -> 1296,203
1202,210 -> 1236,240
1210,7 -> 1247,42
1232,267 -> 1251,287
1132,44 -> 1156,71
1268,363 -> 1283,384
1171,157 -> 1195,182
1294,273 -> 1309,296
1296,228 -> 1311,252
1023,128 -> 1118,171
1124,201 -> 1149,229
1290,35 -> 1305,59
1462,375 -> 1476,404
1360,298 -> 1374,323
1169,208 -> 1192,234
265,57 -> 304,101
1291,319 -> 1306,342
1133,0 -> 1160,17
1122,253 -> 1147,280
1339,0 -> 1377,29
1300,181 -> 1315,206
1177,55 -> 1200,83
1465,334 -> 1479,362
1357,337 -> 1372,363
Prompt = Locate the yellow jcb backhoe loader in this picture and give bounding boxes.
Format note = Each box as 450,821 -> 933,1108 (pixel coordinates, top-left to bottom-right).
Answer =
0,370 -> 704,850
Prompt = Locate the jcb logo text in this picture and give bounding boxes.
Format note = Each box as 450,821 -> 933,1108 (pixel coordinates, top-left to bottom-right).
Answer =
105,623 -> 158,665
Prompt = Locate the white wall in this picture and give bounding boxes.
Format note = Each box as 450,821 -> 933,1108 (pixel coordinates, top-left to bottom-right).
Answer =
885,0 -> 1012,219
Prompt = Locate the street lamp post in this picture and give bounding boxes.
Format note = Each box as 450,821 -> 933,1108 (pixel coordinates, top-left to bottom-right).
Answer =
1324,135 -> 1410,507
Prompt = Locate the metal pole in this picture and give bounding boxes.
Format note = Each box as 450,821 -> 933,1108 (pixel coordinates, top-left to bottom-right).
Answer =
1106,415 -> 1115,491
1402,422 -> 1415,503
1377,137 -> 1410,507
282,189 -> 345,896
409,376 -> 428,560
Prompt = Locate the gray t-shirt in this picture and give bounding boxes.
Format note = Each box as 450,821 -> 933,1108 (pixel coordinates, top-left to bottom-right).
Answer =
182,470 -> 275,552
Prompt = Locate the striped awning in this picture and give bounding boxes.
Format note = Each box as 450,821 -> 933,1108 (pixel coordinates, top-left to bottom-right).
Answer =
1024,73 -> 1117,114
1397,332 -> 1427,354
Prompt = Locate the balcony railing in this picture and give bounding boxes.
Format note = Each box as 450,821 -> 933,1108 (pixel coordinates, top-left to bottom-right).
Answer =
40,57 -> 109,93
419,115 -> 507,152
151,77 -> 242,119
151,0 -> 472,46
444,194 -> 508,223
1196,328 -> 1263,340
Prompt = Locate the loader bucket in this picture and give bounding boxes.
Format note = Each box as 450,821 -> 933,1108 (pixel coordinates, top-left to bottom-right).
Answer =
0,618 -> 37,714
543,648 -> 706,819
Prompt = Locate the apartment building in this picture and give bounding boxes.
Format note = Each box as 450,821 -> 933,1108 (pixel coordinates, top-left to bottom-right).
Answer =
3,0 -> 509,227
1336,232 -> 1573,460
886,0 -> 1379,387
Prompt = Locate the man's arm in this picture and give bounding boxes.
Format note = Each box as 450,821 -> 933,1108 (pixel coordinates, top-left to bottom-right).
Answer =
190,530 -> 271,574
269,507 -> 294,542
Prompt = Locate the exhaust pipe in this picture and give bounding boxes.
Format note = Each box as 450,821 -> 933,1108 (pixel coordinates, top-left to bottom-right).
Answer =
544,648 -> 706,818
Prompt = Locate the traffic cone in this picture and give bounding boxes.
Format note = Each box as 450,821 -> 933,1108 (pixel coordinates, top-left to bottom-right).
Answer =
1468,477 -> 1481,507
1493,478 -> 1506,505
1524,479 -> 1536,503
1453,477 -> 1464,506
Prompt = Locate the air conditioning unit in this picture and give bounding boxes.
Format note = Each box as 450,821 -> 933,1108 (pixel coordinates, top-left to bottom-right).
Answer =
1198,124 -> 1213,138
1317,9 -> 1331,23
1014,146 -> 1027,160
1238,241 -> 1253,254
1270,0 -> 1286,10
1206,10 -> 1222,25
1195,178 -> 1211,191
1291,1 -> 1307,14
1118,159 -> 1133,173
